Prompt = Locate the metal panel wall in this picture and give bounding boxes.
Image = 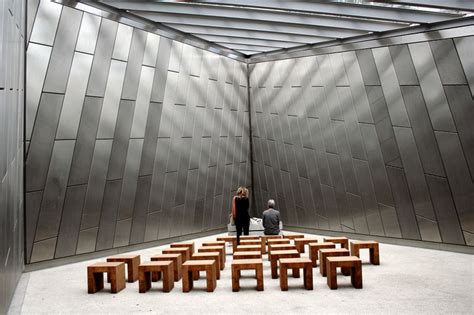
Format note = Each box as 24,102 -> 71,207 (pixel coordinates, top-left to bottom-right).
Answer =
250,30 -> 474,247
25,0 -> 251,264
1,0 -> 25,313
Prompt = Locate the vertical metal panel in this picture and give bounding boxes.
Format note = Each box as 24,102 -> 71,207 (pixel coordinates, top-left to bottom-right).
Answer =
107,100 -> 136,180
121,29 -> 147,100
150,37 -> 171,103
307,117 -> 332,186
430,39 -> 467,85
168,40 -> 183,73
96,60 -> 127,139
55,185 -> 87,258
378,203 -> 402,238
25,191 -> 42,263
130,67 -> 155,138
86,19 -> 118,97
30,238 -> 57,263
56,52 -> 93,139
444,85 -> 474,180
143,33 -> 160,67
193,199 -> 205,233
355,49 -> 380,86
68,97 -> 103,186
25,43 -> 51,141
346,192 -> 369,234
365,86 -> 388,124
114,218 -> 132,247
80,139 -> 113,230
327,152 -> 353,230
76,227 -> 98,254
26,93 -> 64,192
144,212 -> 160,242
75,12 -> 101,54
29,0 -> 62,46
386,166 -> 421,240
303,148 -> 325,218
148,138 -> 170,212
436,131 -> 474,234
329,53 -> 349,87
111,24 -> 133,61
321,184 -> 341,231
454,36 -> 474,97
426,175 -> 465,245
157,71 -> 178,139
26,0 -> 40,43
312,86 -> 337,153
139,102 -> 162,176
388,45 -> 419,85
409,42 -> 456,132
332,120 -> 359,195
158,171 -> 178,239
42,6 -> 82,93
96,180 -> 122,251
117,139 -> 144,221
34,140 -> 75,241
372,47 -> 411,127
401,85 -> 445,177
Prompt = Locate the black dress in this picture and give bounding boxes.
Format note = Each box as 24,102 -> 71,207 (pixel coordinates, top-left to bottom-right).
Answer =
235,197 -> 250,244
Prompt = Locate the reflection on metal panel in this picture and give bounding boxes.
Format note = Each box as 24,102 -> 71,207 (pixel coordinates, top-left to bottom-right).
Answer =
389,45 -> 419,85
139,102 -> 162,176
121,29 -> 147,100
29,0 -> 62,45
430,39 -> 467,85
355,49 -> 380,85
96,180 -> 122,251
454,36 -> 474,97
76,13 -> 101,54
112,24 -> 133,61
143,33 -> 160,67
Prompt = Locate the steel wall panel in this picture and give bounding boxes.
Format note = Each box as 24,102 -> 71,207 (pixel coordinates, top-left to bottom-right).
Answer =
42,7 -> 82,93
25,43 -> 51,141
346,192 -> 369,234
112,24 -> 133,61
76,227 -> 98,254
430,39 -> 467,85
144,212 -> 160,242
56,52 -> 93,139
34,140 -> 75,241
158,71 -> 178,139
386,166 -> 421,240
312,87 -> 337,153
121,29 -> 147,100
378,203 -> 402,238
129,175 -> 152,244
30,238 -> 57,263
372,47 -> 411,127
107,100 -> 136,180
168,40 -> 183,73
355,49 -> 381,85
139,102 -> 162,176
29,0 -> 62,46
25,191 -> 42,263
114,218 -> 132,247
332,120 -> 359,195
26,0 -> 40,43
150,38 -> 172,103
388,45 -> 419,85
68,97 -> 103,186
327,153 -> 353,229
130,67 -> 155,138
86,19 -> 118,97
409,42 -> 456,132
158,171 -> 178,239
55,185 -> 87,258
96,180 -> 122,251
454,36 -> 474,97
444,85 -> 474,180
26,93 -> 63,192
401,85 -> 445,177
321,184 -> 341,231
148,138 -> 170,212
75,13 -> 101,54
96,60 -> 127,139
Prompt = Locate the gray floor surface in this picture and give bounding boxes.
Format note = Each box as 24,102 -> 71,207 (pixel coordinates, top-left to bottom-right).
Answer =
8,231 -> 474,314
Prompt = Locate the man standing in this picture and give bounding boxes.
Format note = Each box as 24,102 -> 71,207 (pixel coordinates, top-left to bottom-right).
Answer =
262,199 -> 280,235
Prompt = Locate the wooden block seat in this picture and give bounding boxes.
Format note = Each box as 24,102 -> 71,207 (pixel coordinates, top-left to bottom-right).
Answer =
268,244 -> 297,257
267,239 -> 290,249
203,241 -> 227,256
319,248 -> 350,277
151,253 -> 182,281
350,240 -> 380,265
326,256 -> 362,290
235,245 -> 261,253
269,250 -> 300,279
216,236 -> 237,252
106,255 -> 140,283
279,258 -> 313,291
170,242 -> 194,260
231,259 -> 264,292
309,242 -> 336,267
233,251 -> 262,260
163,247 -> 190,262
191,252 -> 221,280
198,246 -> 225,269
182,260 -> 217,292
240,239 -> 261,246
260,235 -> 282,254
87,262 -> 125,294
239,235 -> 260,240
138,261 -> 174,293
283,234 -> 305,240
324,236 -> 349,249
294,238 -> 319,253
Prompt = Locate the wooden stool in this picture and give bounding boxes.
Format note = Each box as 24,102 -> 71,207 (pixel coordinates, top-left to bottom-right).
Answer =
260,235 -> 282,254
138,261 -> 174,293
267,239 -> 290,248
202,241 -> 227,256
163,247 -> 190,262
279,258 -> 313,291
350,240 -> 380,265
240,235 -> 260,240
170,242 -> 194,259
191,252 -> 221,280
240,239 -> 261,246
294,238 -> 319,253
216,236 -> 237,252
268,244 -> 297,257
233,251 -> 262,260
319,248 -> 350,276
87,262 -> 126,294
182,260 -> 217,292
326,256 -> 362,289
269,250 -> 300,279
198,246 -> 225,269
151,253 -> 182,281
324,236 -> 349,249
283,234 -> 304,240
235,245 -> 261,253
231,259 -> 264,292
309,242 -> 336,267
106,255 -> 140,283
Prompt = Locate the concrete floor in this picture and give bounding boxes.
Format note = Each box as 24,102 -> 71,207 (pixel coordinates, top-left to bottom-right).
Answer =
8,231 -> 474,314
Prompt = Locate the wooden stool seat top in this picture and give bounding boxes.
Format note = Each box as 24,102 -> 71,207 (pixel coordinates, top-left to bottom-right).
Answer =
279,257 -> 312,268
202,241 -> 226,246
89,262 -> 123,269
140,261 -> 172,267
261,235 -> 282,239
324,237 -> 348,241
183,260 -> 215,267
294,238 -> 318,243
270,249 -> 299,256
283,234 -> 305,239
151,253 -> 181,259
233,251 -> 262,259
351,240 -> 378,246
107,254 -> 139,260
269,244 -> 296,250
240,235 -> 260,240
163,248 -> 188,254
240,240 -> 261,245
231,258 -> 263,268
199,245 -> 224,251
319,248 -> 349,254
217,236 -> 236,241
267,239 -> 290,244
327,256 -> 361,264
236,245 -> 261,251
192,252 -> 219,258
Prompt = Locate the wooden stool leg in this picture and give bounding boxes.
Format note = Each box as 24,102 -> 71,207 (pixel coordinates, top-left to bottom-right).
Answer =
111,265 -> 126,293
206,265 -> 216,292
280,265 -> 289,291
256,265 -> 264,291
88,271 -> 104,293
352,244 -> 360,258
271,259 -> 278,279
352,263 -> 363,289
152,271 -> 161,282
304,266 -> 313,290
371,246 -> 380,265
343,240 -> 349,249
139,270 -> 151,293
327,262 -> 337,290
163,265 -> 174,292
232,266 -> 240,292
182,270 -> 192,292
292,268 -> 300,278
192,270 -> 200,281
130,257 -> 139,282
341,266 -> 351,276
310,248 -> 317,267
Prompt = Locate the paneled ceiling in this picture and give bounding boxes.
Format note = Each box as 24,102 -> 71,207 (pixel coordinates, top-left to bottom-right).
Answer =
81,0 -> 473,57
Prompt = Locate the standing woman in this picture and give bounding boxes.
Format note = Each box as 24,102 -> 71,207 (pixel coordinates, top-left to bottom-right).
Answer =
232,187 -> 250,245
